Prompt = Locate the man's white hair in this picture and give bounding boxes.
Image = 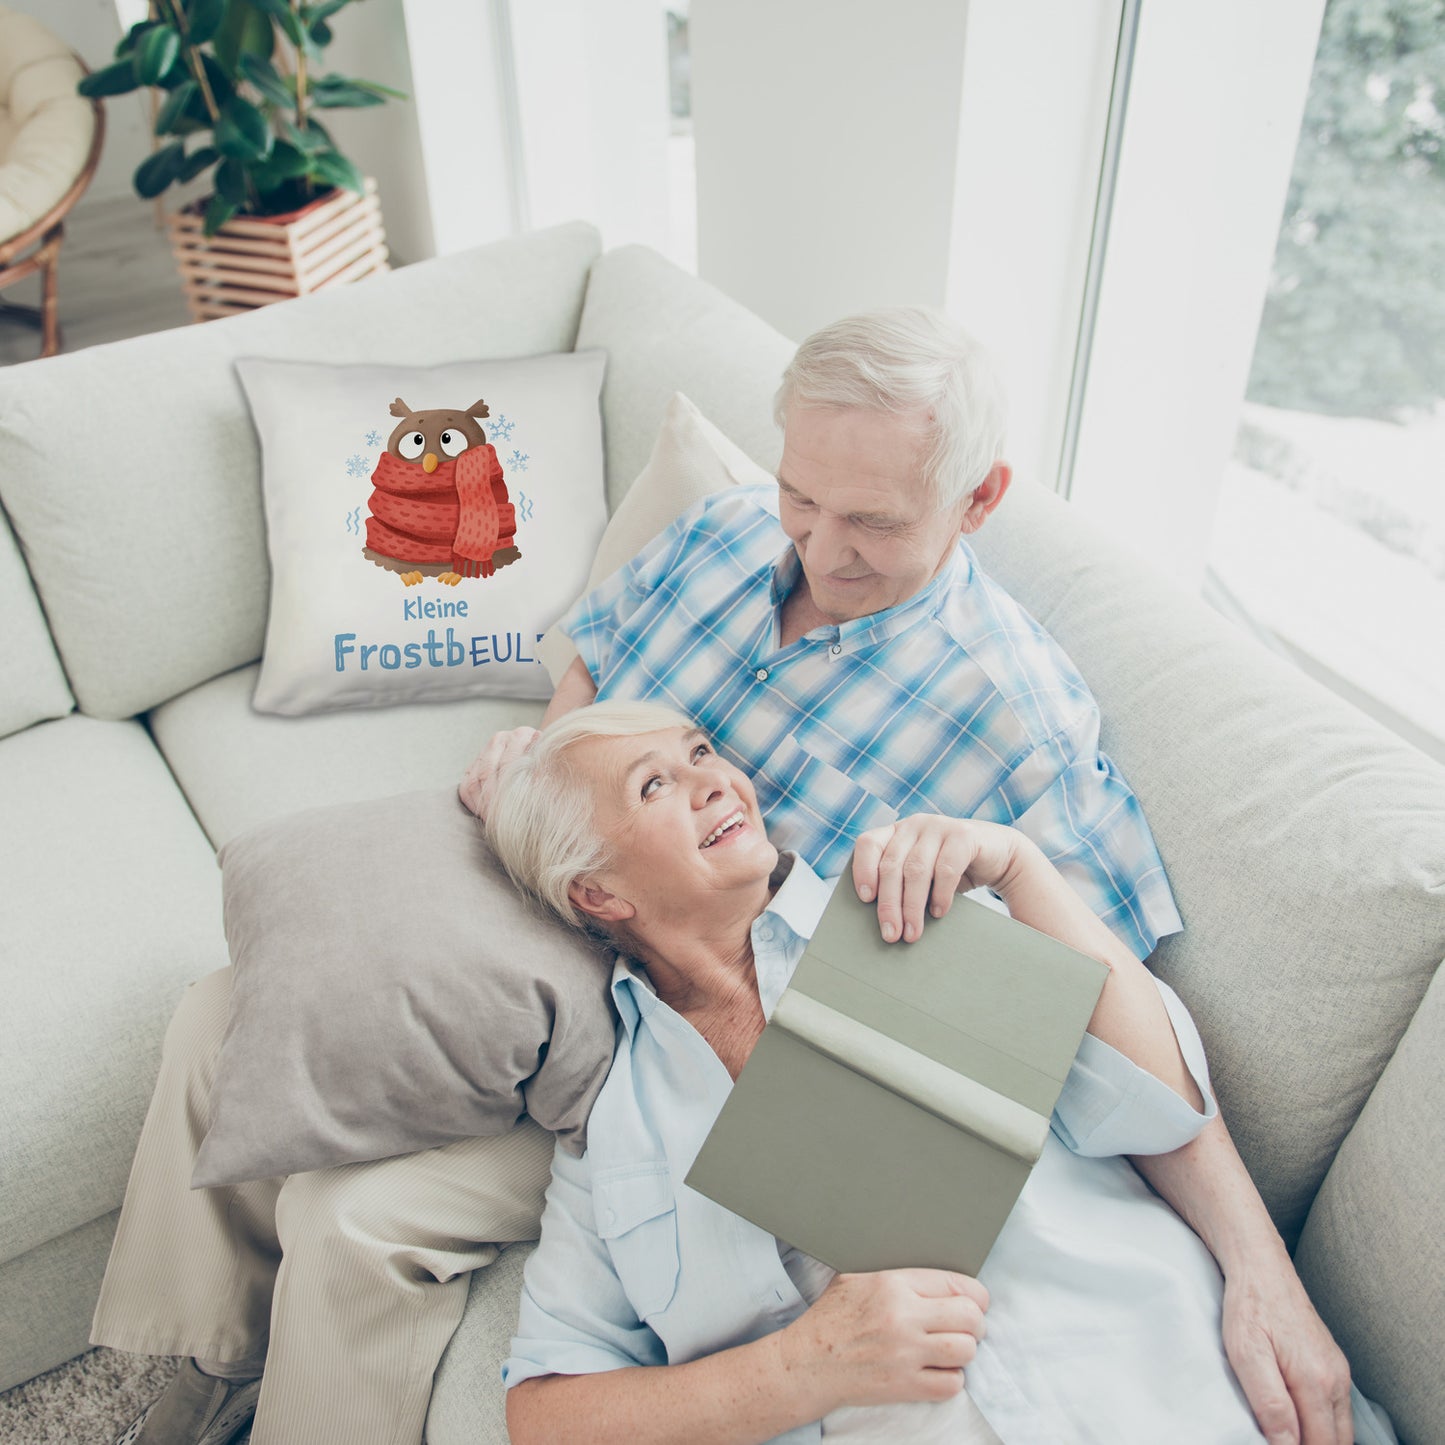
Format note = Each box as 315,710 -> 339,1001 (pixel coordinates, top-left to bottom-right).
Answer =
487,699 -> 697,932
774,307 -> 1008,511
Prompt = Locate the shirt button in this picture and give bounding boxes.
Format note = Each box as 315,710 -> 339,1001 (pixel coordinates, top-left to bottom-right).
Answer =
830,644 -> 842,655
755,668 -> 769,681
756,924 -> 773,943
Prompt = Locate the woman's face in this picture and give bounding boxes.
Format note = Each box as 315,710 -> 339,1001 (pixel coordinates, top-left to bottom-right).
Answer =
567,726 -> 777,925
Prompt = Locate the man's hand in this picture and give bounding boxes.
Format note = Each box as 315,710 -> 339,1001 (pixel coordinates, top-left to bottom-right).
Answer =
851,815 -> 1026,943
459,726 -> 540,821
1221,1261 -> 1353,1445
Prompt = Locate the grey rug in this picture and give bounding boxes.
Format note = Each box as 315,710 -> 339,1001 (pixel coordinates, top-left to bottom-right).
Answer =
0,1350 -> 252,1445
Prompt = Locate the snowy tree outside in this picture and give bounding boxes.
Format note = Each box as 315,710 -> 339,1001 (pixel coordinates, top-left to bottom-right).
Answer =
1210,0 -> 1445,756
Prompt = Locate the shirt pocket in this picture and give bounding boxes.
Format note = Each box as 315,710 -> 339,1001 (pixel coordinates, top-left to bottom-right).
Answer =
758,731 -> 898,864
593,1162 -> 681,1321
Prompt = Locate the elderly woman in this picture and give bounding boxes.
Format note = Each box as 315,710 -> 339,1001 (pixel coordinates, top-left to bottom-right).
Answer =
486,700 -> 1322,1445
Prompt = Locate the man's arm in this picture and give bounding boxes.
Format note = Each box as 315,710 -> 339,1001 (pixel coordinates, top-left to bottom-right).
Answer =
544,653 -> 599,725
459,656 -> 598,819
1131,1120 -> 1353,1445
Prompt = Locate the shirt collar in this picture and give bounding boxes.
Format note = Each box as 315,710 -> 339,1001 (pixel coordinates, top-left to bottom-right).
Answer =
767,541 -> 973,650
609,851 -> 835,1038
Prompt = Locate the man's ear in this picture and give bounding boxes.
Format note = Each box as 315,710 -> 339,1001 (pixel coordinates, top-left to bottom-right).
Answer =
567,879 -> 635,924
958,462 -> 1012,536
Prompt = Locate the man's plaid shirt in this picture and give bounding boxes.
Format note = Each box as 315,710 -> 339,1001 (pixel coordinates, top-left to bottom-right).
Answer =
561,485 -> 1181,960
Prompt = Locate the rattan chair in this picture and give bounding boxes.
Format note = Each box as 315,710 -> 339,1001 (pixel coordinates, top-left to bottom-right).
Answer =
0,7 -> 104,359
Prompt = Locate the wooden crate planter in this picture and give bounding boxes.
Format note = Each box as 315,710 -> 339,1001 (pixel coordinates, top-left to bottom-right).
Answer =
166,179 -> 389,322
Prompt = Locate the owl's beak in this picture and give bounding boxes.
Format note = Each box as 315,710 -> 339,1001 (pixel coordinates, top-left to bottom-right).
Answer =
422,453 -> 439,474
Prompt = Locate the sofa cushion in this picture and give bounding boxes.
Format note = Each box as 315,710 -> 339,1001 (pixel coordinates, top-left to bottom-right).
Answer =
575,245 -> 794,511
538,392 -> 764,683
427,1242 -> 534,1445
1295,958 -> 1445,1445
195,791 -> 615,1186
236,351 -> 607,715
0,222 -> 602,721
0,503 -> 71,739
148,663 -> 543,849
0,715 -> 226,1267
968,478 -> 1445,1244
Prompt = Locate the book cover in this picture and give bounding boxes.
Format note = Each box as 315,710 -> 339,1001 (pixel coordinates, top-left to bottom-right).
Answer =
684,885 -> 1109,1275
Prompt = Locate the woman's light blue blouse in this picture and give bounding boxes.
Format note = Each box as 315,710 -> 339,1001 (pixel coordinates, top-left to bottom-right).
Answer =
503,858 -> 1258,1443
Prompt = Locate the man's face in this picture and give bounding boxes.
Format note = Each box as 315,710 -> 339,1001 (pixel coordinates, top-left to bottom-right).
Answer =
776,405 -> 973,623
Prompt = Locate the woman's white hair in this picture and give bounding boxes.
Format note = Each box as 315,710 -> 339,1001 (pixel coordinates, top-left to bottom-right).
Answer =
774,307 -> 1007,511
486,699 -> 697,933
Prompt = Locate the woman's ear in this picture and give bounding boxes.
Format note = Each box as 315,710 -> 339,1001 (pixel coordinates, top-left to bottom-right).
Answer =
567,879 -> 635,924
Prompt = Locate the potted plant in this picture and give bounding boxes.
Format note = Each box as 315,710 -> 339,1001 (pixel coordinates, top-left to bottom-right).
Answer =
79,0 -> 405,319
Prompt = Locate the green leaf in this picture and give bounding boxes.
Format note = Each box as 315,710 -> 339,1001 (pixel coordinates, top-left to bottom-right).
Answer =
134,25 -> 181,86
213,0 -> 275,75
178,145 -> 220,182
281,115 -> 332,153
308,18 -> 332,47
263,140 -> 311,178
215,95 -> 274,160
239,53 -> 295,107
186,0 -> 227,47
199,53 -> 235,107
309,75 -> 384,109
203,193 -> 238,235
215,156 -> 249,204
301,0 -> 351,22
154,79 -> 198,135
114,20 -> 156,59
133,142 -> 185,199
310,148 -> 363,194
79,59 -> 143,98
350,78 -> 408,101
247,0 -> 306,45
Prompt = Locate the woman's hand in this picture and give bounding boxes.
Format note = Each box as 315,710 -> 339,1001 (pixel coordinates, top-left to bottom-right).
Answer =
852,815 -> 1029,943
779,1269 -> 989,1412
458,726 -> 540,821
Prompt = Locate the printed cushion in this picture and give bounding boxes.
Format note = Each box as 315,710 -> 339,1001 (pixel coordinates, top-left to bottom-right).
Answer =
193,788 -> 618,1187
236,352 -> 608,715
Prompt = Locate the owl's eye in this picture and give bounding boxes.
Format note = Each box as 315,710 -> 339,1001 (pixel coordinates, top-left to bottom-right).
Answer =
439,429 -> 469,457
398,431 -> 426,460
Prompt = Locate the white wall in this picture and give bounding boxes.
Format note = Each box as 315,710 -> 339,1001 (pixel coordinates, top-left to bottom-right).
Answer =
509,0 -> 671,252
690,0 -> 972,342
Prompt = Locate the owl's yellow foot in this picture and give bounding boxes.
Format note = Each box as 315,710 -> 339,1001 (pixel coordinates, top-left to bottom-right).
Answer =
438,572 -> 462,586
400,571 -> 424,586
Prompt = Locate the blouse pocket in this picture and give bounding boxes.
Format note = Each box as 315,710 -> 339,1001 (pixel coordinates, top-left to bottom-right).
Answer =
593,1162 -> 681,1321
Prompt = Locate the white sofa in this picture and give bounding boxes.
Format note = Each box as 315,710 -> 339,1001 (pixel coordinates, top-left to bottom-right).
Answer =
1,222 -> 1441,1444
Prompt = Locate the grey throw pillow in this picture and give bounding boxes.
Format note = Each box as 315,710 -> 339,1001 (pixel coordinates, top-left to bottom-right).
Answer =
192,788 -> 617,1188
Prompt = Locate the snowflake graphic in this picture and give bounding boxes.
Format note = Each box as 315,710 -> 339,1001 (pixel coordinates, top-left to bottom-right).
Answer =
488,414 -> 515,444
364,430 -> 383,448
507,449 -> 530,473
345,453 -> 370,479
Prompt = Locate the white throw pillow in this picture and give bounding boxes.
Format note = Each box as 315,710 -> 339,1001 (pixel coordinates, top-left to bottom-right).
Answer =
237,352 -> 608,715
538,391 -> 775,683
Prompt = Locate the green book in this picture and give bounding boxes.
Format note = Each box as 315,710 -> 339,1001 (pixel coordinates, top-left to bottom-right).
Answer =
684,886 -> 1109,1276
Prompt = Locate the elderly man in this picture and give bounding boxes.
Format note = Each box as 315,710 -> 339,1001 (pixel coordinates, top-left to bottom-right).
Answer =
463,309 -> 1353,1445
95,310 -> 1350,1445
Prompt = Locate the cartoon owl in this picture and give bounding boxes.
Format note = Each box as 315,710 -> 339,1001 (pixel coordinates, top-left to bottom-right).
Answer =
361,397 -> 521,585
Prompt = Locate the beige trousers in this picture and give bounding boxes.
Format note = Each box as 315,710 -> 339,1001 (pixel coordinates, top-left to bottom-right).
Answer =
91,969 -> 555,1445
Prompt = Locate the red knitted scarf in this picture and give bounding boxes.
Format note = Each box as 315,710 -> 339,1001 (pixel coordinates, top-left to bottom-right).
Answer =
365,446 -> 512,576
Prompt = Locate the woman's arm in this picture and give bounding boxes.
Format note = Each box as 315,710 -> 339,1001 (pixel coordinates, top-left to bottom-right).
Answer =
509,1268 -> 987,1445
852,815 -> 1202,1108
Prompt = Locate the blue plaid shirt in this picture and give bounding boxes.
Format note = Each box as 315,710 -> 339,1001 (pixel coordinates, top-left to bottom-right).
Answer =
561,485 -> 1181,959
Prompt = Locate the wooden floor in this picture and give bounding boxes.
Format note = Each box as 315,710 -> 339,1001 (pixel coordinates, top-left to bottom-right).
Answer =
0,194 -> 193,367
